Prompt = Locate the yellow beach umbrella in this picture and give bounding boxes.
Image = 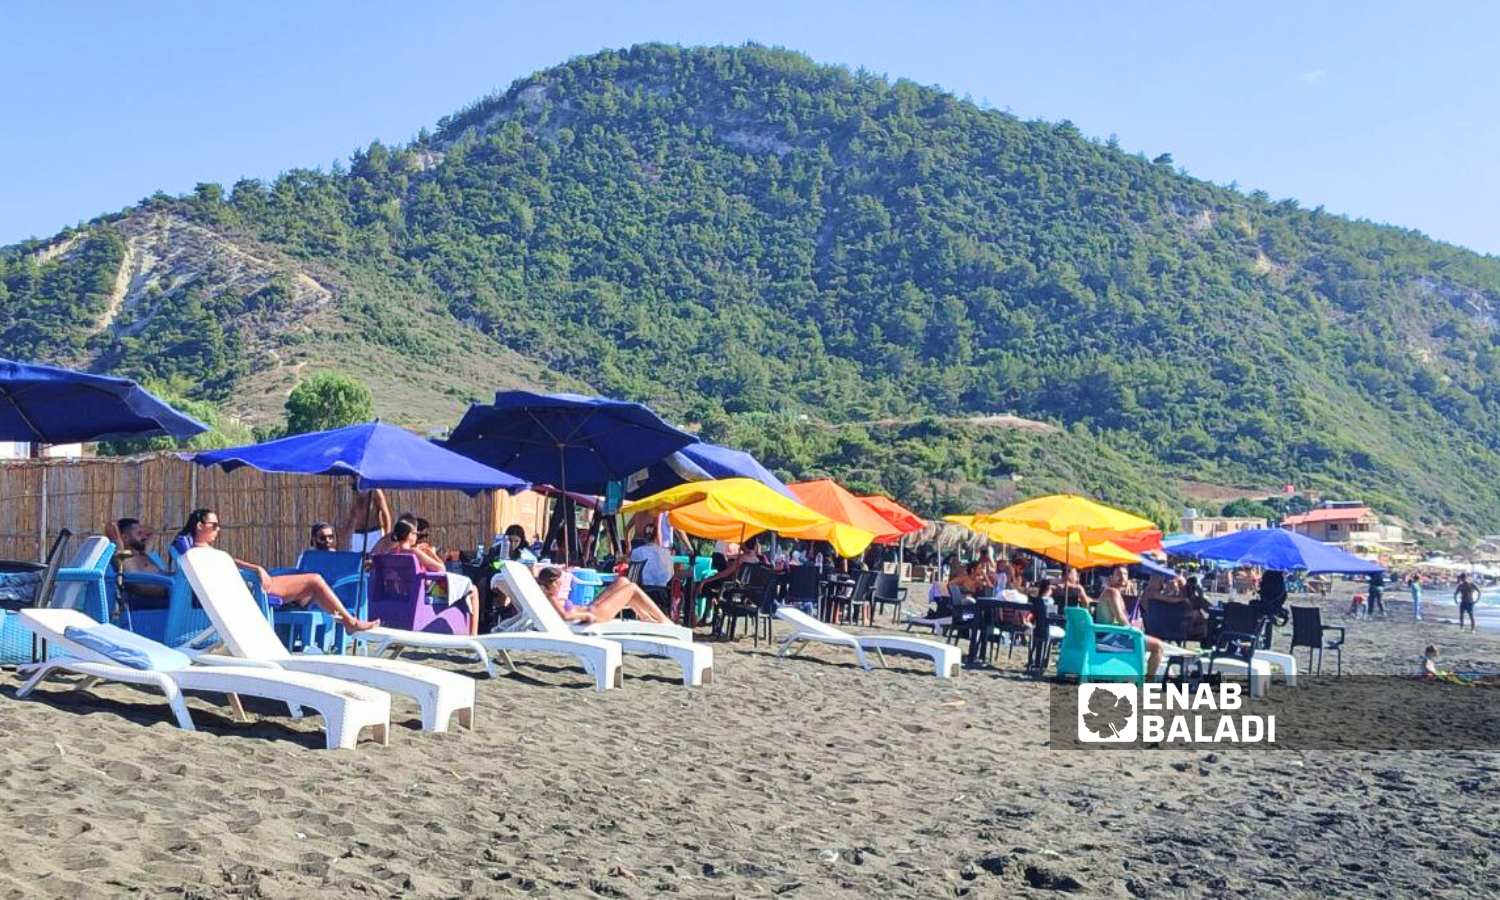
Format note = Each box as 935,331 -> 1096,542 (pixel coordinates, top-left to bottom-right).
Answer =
622,477 -> 875,558
973,493 -> 1156,538
962,517 -> 1141,569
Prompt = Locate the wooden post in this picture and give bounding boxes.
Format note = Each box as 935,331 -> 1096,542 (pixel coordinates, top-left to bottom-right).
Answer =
37,461 -> 47,562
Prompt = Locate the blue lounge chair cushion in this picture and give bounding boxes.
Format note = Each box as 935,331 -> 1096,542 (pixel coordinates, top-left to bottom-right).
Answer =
64,623 -> 192,671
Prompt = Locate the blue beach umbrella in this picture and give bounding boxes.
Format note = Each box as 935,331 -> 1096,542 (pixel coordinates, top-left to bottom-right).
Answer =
192,421 -> 530,618
0,358 -> 207,444
190,421 -> 529,495
625,441 -> 796,501
443,391 -> 695,494
443,391 -> 696,562
1169,528 -> 1384,575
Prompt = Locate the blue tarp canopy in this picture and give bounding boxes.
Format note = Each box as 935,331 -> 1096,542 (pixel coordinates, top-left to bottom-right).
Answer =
1161,532 -> 1197,549
442,391 -> 695,496
625,441 -> 796,501
1169,528 -> 1384,575
190,421 -> 529,495
0,358 -> 208,444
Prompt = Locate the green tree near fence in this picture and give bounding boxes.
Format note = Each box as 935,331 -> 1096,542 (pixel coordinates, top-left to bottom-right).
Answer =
283,372 -> 374,436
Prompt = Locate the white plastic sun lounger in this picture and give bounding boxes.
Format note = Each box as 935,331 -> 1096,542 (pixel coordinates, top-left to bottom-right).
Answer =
1154,644 -> 1280,699
180,548 -> 475,731
494,562 -> 713,687
775,607 -> 960,678
16,609 -> 389,749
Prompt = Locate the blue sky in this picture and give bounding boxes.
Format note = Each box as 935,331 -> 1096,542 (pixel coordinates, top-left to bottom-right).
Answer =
4,1 -> 1498,255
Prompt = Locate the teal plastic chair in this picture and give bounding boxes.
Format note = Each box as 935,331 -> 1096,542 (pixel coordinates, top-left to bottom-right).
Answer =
109,550 -> 175,638
269,550 -> 365,652
49,536 -> 116,624
1055,606 -> 1146,685
120,548 -> 270,648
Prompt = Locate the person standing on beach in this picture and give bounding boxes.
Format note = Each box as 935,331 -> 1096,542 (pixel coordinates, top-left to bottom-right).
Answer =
341,487 -> 391,553
1406,573 -> 1423,622
1454,574 -> 1481,632
1367,570 -> 1386,618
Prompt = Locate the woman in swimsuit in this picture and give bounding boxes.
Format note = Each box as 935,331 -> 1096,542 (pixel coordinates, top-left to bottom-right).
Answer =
178,508 -> 378,632
536,566 -> 672,625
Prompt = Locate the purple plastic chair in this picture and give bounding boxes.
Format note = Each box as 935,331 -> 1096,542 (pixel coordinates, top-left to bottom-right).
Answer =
368,555 -> 471,635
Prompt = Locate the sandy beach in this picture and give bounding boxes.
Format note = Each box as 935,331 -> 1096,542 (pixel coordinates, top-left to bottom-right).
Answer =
2,588 -> 1498,899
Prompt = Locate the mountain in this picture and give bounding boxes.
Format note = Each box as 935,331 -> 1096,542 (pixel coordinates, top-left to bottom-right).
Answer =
4,43 -> 1499,535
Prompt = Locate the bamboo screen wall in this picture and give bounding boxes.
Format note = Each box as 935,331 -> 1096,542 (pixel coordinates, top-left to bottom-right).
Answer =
0,454 -> 550,564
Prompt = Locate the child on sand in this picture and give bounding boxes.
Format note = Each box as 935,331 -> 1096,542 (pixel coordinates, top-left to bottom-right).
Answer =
1420,645 -> 1498,686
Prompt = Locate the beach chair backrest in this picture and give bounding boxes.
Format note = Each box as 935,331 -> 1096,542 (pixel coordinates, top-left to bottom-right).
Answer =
1142,598 -> 1188,642
497,561 -> 572,637
1289,606 -> 1321,651
31,529 -> 72,611
47,536 -> 113,612
626,559 -> 646,586
776,604 -> 843,640
295,550 -> 363,585
181,547 -> 292,661
873,572 -> 899,601
787,565 -> 820,603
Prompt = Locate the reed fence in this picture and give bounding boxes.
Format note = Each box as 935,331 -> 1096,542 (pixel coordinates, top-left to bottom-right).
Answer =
0,454 -> 549,565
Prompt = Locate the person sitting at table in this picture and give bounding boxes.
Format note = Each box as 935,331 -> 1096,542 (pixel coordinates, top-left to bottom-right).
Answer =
628,522 -> 675,589
1098,566 -> 1166,675
376,519 -> 479,635
112,517 -> 169,600
308,521 -> 339,552
501,523 -> 538,564
369,512 -> 418,557
948,561 -> 993,598
1182,575 -> 1211,642
1059,567 -> 1091,609
176,508 -> 378,632
535,565 -> 673,625
1009,554 -> 1029,589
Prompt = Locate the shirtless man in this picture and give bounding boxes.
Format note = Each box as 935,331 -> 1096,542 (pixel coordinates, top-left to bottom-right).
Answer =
341,487 -> 391,553
1455,574 -> 1483,632
115,517 -> 169,599
1098,566 -> 1166,675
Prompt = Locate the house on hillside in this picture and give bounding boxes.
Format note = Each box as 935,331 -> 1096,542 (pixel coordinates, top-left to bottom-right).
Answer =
1282,503 -> 1403,545
1180,510 -> 1266,538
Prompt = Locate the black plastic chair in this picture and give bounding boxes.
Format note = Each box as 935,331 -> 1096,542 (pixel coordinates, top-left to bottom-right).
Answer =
785,565 -> 822,614
1222,602 -> 1273,650
29,528 -> 73,662
823,570 -> 874,625
1203,629 -> 1259,686
870,572 -> 908,624
1142,598 -> 1189,643
715,564 -> 776,646
1289,605 -> 1344,676
945,584 -> 978,647
1024,593 -> 1059,676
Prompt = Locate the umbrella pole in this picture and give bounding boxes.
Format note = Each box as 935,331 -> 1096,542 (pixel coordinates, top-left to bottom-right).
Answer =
353,476 -> 369,647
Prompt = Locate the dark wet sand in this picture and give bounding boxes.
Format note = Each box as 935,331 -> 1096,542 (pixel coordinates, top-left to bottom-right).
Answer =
1,589 -> 1497,898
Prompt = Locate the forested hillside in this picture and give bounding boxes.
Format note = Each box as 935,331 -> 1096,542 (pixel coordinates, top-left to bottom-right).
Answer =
3,44 -> 1498,532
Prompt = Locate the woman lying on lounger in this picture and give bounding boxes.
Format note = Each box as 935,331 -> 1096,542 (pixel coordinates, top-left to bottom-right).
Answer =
176,508 -> 378,632
535,566 -> 673,626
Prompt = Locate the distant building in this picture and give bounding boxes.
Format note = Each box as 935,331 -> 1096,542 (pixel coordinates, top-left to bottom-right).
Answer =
0,442 -> 82,460
1180,510 -> 1267,538
1281,504 -> 1381,544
